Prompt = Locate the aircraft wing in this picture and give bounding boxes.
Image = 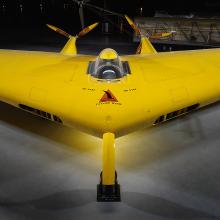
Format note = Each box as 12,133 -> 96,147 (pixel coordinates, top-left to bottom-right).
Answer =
123,48 -> 220,126
0,49 -> 95,127
1,48 -> 220,137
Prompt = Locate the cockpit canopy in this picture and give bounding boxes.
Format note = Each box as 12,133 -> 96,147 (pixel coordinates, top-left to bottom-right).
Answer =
88,49 -> 130,80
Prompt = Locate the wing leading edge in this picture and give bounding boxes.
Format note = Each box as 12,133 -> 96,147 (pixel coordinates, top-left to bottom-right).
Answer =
122,48 -> 220,130
0,49 -> 96,130
1,47 -> 220,137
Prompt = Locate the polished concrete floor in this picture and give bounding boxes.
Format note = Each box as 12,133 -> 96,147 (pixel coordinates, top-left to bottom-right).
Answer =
0,38 -> 220,220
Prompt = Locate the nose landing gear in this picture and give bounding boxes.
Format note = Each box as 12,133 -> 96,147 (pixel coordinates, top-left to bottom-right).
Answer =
97,133 -> 121,202
97,171 -> 121,202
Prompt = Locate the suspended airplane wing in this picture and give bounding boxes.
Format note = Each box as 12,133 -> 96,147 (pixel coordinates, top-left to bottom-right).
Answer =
0,16 -> 220,201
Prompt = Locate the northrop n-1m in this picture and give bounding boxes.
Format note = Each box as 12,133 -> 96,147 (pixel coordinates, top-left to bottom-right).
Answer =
0,16 -> 220,201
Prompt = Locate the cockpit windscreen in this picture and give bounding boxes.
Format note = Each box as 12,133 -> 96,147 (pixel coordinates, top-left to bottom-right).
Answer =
87,49 -> 130,80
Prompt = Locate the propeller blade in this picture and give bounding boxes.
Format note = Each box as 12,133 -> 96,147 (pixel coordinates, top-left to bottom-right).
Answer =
79,6 -> 85,29
78,22 -> 99,38
150,31 -> 176,40
47,24 -> 71,38
125,15 -> 141,35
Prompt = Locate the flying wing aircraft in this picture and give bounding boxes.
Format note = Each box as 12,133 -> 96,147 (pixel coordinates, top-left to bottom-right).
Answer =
0,15 -> 220,202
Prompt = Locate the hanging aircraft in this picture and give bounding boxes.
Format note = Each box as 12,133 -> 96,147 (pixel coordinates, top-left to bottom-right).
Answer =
0,15 -> 220,202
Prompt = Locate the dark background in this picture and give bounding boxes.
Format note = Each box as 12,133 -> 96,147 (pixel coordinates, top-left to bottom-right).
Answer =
1,0 -> 220,29
0,0 -> 220,53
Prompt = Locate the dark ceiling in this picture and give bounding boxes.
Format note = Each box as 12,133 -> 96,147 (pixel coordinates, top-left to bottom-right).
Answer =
1,0 -> 220,29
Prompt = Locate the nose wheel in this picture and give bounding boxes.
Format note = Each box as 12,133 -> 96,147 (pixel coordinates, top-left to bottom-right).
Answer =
97,171 -> 121,202
97,133 -> 121,202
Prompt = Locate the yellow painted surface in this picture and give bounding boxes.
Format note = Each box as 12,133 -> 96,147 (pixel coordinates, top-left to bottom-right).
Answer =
61,37 -> 77,55
1,41 -> 220,189
47,22 -> 99,56
99,48 -> 118,60
124,15 -> 157,55
102,133 -> 115,185
138,37 -> 158,54
0,48 -> 220,139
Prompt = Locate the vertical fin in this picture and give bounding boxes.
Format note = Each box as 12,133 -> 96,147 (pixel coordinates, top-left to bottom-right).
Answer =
61,37 -> 77,55
137,37 -> 157,54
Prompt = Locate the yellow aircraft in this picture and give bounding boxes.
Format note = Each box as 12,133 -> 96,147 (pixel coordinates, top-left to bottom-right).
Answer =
0,15 -> 220,202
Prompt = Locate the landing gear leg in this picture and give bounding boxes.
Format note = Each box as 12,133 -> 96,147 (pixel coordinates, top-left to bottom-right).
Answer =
97,133 -> 121,202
